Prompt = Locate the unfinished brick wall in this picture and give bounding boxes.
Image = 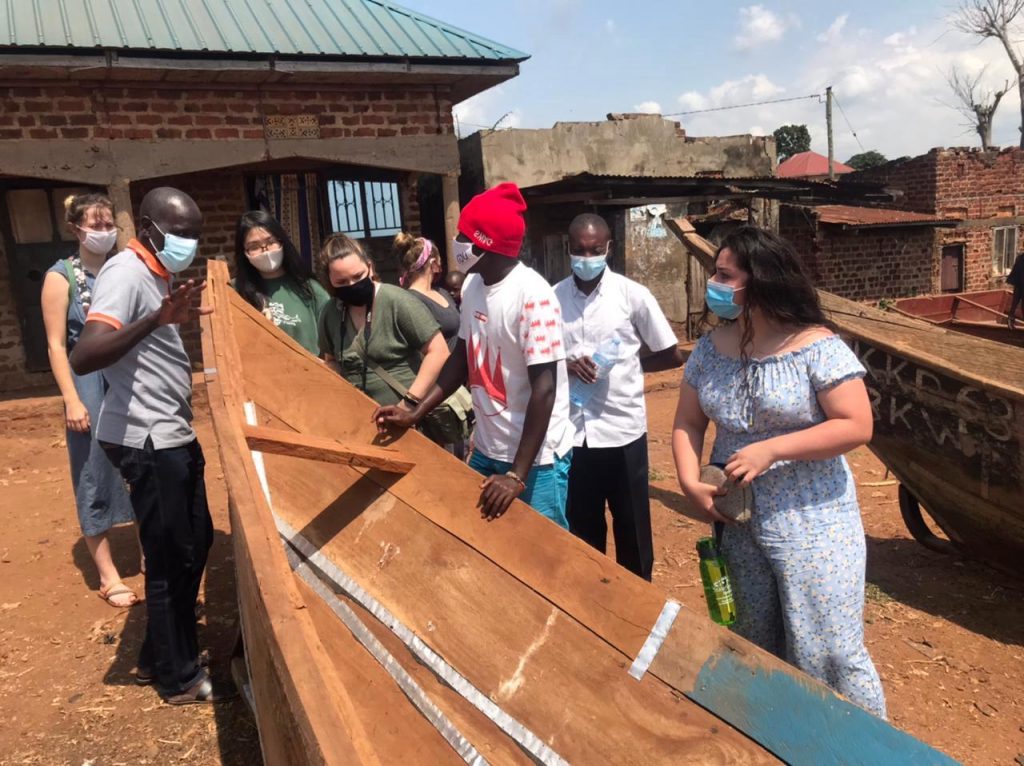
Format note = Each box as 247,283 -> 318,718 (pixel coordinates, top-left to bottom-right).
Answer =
0,81 -> 454,392
0,85 -> 455,141
852,148 -> 1024,290
854,152 -> 939,214
780,207 -> 936,302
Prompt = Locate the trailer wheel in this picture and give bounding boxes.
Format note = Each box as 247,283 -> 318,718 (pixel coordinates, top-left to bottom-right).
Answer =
898,484 -> 958,556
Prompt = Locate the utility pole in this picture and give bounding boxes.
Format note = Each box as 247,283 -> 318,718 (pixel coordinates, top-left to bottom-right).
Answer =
826,86 -> 835,181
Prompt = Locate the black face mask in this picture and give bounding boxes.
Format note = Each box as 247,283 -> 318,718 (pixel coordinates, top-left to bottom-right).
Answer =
333,275 -> 375,307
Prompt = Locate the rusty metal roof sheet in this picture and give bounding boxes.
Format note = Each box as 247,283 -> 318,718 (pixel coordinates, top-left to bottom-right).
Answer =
0,0 -> 528,61
812,204 -> 958,228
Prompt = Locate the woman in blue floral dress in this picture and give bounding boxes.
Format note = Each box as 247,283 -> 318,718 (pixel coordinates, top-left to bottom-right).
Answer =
672,226 -> 886,718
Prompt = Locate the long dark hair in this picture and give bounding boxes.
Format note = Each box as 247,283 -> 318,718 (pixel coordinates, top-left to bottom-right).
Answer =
233,210 -> 314,309
711,225 -> 828,360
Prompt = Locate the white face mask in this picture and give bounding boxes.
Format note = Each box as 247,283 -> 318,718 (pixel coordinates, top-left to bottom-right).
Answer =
79,227 -> 118,255
453,239 -> 481,274
248,247 -> 284,274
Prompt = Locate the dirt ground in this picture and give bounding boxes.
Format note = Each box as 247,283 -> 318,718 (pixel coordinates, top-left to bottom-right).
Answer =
1,371 -> 1021,765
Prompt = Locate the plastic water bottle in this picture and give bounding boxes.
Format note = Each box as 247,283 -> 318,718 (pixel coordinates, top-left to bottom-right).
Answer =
697,536 -> 737,626
569,336 -> 621,407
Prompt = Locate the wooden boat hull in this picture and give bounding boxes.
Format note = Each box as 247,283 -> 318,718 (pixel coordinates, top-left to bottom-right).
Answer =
668,219 -> 1024,578
890,290 -> 1024,347
847,326 -> 1024,574
200,259 -> 955,765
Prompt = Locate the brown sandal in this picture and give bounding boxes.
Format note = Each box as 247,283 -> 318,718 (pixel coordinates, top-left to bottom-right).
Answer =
98,582 -> 139,608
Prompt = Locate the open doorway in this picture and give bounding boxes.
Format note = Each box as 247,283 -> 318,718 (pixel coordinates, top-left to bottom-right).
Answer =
0,181 -> 97,372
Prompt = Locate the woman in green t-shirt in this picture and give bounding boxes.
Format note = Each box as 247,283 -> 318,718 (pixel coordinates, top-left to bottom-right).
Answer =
233,211 -> 331,355
317,233 -> 449,407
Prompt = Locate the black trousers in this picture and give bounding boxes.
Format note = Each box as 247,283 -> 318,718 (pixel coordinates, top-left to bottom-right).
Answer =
103,437 -> 213,696
567,434 -> 653,581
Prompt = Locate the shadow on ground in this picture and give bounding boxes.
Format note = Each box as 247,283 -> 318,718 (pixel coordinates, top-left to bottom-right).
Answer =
865,535 -> 1024,647
73,525 -> 262,764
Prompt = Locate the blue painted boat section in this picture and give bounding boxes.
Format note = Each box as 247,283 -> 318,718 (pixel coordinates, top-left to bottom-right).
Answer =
692,653 -> 959,765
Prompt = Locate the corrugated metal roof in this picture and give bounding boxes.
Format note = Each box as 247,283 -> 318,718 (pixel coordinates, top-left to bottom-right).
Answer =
813,204 -> 958,228
0,0 -> 528,61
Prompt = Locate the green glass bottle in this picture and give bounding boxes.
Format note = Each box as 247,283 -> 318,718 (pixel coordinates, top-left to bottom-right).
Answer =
696,536 -> 737,626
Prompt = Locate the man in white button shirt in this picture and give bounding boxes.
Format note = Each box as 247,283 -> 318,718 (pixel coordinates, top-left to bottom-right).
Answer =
554,213 -> 683,580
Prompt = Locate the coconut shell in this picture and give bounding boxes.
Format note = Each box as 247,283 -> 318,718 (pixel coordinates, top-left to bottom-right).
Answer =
700,464 -> 753,523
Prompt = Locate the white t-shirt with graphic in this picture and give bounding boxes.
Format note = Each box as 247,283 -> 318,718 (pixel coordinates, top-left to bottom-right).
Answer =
458,263 -> 573,465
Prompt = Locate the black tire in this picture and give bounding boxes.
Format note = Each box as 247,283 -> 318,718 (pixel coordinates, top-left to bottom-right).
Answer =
898,484 -> 959,557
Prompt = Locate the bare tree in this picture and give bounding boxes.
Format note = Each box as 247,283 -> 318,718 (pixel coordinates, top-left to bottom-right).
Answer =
947,66 -> 1011,148
954,0 -> 1024,148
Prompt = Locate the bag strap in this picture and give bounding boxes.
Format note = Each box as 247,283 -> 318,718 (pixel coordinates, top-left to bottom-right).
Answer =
345,310 -> 411,399
62,258 -> 75,303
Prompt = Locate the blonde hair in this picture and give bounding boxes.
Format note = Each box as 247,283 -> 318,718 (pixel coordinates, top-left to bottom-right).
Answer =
319,233 -> 373,282
393,231 -> 438,282
63,192 -> 113,228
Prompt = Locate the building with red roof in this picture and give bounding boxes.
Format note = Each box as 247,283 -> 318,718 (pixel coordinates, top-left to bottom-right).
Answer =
777,151 -> 854,179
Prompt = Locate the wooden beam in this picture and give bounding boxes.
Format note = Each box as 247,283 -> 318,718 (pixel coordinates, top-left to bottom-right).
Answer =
441,173 -> 460,272
243,424 -> 415,474
0,135 -> 460,185
665,217 -> 716,272
107,177 -> 135,250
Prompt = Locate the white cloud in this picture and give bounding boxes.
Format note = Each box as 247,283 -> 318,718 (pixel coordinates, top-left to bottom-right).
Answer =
710,74 -> 785,105
677,91 -> 708,112
604,18 -> 616,34
674,75 -> 783,120
453,87 -> 522,136
673,21 -> 1020,160
817,14 -> 848,43
733,5 -> 792,51
634,100 -> 662,114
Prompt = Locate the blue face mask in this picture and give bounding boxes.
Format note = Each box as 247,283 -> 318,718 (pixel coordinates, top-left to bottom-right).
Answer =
151,221 -> 199,274
570,255 -> 607,281
705,280 -> 745,320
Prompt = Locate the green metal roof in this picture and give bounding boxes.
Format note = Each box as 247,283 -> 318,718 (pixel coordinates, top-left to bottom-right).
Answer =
0,0 -> 528,61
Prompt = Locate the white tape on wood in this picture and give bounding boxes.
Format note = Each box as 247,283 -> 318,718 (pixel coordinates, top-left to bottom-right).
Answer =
628,600 -> 681,680
242,403 -> 568,766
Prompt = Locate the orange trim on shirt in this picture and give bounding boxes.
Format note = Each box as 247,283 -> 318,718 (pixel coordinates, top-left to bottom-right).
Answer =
86,312 -> 124,330
127,238 -> 170,281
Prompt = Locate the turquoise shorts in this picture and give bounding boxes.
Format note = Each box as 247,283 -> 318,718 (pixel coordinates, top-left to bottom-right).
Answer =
468,450 -> 571,529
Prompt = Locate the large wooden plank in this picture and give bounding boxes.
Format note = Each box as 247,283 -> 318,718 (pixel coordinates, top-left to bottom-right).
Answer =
243,424 -> 415,474
293,576 -> 468,765
261,447 -> 777,764
201,266 -> 385,765
210,261 -> 957,764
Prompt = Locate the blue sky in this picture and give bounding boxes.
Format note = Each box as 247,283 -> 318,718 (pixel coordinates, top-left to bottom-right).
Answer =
400,0 -> 1022,161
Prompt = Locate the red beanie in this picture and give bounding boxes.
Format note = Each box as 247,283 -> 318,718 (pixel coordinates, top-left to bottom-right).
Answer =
457,182 -> 527,258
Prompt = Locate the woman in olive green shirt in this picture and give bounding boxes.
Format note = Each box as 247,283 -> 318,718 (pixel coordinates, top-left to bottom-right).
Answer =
233,211 -> 331,355
318,233 -> 449,407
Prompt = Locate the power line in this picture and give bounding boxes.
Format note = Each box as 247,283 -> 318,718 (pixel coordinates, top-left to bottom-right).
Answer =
663,93 -> 822,117
831,91 -> 865,152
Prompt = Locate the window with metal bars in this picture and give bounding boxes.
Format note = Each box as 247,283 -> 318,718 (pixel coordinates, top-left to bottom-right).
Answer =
327,180 -> 402,239
992,226 -> 1018,275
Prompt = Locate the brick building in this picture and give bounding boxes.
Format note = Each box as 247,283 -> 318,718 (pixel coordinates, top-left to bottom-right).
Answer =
779,205 -> 957,301
0,0 -> 526,393
781,147 -> 1024,302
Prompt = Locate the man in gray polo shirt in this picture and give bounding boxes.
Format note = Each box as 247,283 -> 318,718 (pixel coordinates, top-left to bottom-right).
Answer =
71,187 -> 225,704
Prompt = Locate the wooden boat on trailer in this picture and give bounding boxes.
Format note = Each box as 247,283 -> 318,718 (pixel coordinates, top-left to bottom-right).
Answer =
887,289 -> 1023,347
668,220 -> 1024,578
199,259 -> 954,764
